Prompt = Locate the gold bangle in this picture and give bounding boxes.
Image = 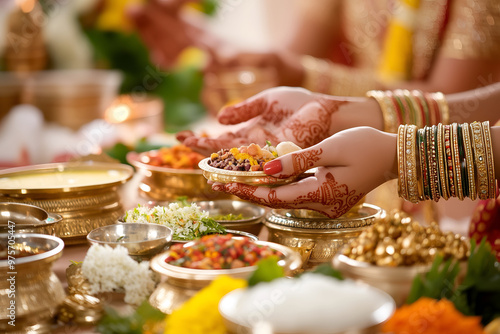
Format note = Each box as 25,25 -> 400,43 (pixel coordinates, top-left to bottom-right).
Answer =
432,92 -> 449,125
444,125 -> 456,197
482,121 -> 496,199
452,123 -> 464,200
429,125 -> 440,201
462,123 -> 477,200
470,122 -> 489,199
397,125 -> 408,199
437,123 -> 449,200
406,125 -> 419,203
366,90 -> 399,133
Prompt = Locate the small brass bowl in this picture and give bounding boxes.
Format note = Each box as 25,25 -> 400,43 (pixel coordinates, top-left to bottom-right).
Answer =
0,162 -> 133,244
149,239 -> 301,314
87,223 -> 173,260
199,158 -> 302,186
0,233 -> 66,334
265,204 -> 383,269
127,151 -> 232,201
332,253 -> 433,307
0,202 -> 62,235
195,200 -> 265,236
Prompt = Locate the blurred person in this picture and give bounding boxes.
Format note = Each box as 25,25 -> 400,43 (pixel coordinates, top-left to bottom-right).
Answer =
129,0 -> 500,108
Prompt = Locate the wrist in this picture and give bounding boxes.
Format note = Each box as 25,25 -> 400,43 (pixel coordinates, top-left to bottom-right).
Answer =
329,97 -> 385,135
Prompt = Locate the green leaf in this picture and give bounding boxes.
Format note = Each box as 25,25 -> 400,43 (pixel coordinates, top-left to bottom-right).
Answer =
96,301 -> 165,334
200,217 -> 227,235
308,263 -> 344,280
247,257 -> 285,287
406,255 -> 459,304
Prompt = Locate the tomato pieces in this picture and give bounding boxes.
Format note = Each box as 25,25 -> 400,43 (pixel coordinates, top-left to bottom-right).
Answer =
165,234 -> 284,269
145,145 -> 206,169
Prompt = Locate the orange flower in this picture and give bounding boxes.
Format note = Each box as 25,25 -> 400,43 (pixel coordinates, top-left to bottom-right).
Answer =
382,298 -> 484,334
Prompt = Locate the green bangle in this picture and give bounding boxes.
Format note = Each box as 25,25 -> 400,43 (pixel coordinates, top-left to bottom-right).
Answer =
457,123 -> 468,198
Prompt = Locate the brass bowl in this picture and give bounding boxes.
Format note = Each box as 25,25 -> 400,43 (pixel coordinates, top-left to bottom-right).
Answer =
195,200 -> 266,236
199,158 -> 302,186
264,204 -> 383,269
0,233 -> 66,334
332,253 -> 434,307
87,223 -> 173,261
219,275 -> 395,334
149,239 -> 301,314
127,151 -> 232,201
0,162 -> 133,244
0,202 -> 62,235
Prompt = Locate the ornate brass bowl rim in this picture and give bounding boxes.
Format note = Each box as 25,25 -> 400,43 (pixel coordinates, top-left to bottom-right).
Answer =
127,151 -> 204,175
150,239 -> 302,281
0,161 -> 133,195
265,203 -> 382,230
0,233 -> 64,266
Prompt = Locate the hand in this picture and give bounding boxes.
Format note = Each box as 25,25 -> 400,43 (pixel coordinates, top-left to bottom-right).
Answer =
211,127 -> 397,218
178,87 -> 383,156
127,0 -> 208,68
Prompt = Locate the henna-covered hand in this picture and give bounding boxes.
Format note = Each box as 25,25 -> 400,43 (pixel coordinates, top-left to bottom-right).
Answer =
212,127 -> 398,218
178,87 -> 365,156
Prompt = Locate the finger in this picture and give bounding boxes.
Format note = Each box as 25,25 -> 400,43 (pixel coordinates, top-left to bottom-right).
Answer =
264,137 -> 345,178
175,130 -> 195,142
217,87 -> 314,125
222,167 -> 364,218
183,133 -> 250,156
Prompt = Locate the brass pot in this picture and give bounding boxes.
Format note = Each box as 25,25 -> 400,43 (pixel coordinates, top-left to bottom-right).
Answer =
0,162 -> 133,244
0,233 -> 66,334
127,151 -> 232,201
264,204 -> 382,269
149,239 -> 301,314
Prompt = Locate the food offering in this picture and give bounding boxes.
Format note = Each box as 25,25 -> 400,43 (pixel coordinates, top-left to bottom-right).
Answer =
165,234 -> 284,269
123,202 -> 226,242
127,145 -> 229,201
139,145 -> 205,170
198,141 -> 305,186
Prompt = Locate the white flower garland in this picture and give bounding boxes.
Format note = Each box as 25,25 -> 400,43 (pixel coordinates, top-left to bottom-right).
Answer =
81,244 -> 157,305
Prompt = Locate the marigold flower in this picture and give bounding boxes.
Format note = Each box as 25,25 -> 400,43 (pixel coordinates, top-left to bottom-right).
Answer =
382,297 -> 484,334
164,275 -> 247,334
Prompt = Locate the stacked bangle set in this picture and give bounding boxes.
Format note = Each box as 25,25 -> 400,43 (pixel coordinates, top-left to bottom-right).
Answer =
397,122 -> 496,203
366,89 -> 450,133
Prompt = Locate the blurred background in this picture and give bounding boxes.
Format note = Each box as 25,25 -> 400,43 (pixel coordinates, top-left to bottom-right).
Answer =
0,0 -> 299,167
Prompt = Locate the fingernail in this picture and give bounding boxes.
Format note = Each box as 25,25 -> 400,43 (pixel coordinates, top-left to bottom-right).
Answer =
264,160 -> 282,175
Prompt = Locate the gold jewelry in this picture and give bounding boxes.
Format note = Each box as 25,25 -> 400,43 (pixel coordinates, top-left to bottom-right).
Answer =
403,90 -> 423,127
366,90 -> 399,133
462,123 -> 477,200
451,123 -> 464,200
406,125 -> 419,203
444,125 -> 456,197
429,125 -> 440,201
437,123 -> 449,200
470,122 -> 489,199
432,92 -> 449,125
482,121 -> 496,199
397,125 -> 408,199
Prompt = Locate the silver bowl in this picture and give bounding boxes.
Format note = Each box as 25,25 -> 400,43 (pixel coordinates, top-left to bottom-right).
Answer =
0,202 -> 62,235
87,223 -> 173,260
195,200 -> 266,235
0,233 -> 66,334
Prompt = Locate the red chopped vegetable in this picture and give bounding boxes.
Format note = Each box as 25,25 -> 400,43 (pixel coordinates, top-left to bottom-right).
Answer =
165,234 -> 284,269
